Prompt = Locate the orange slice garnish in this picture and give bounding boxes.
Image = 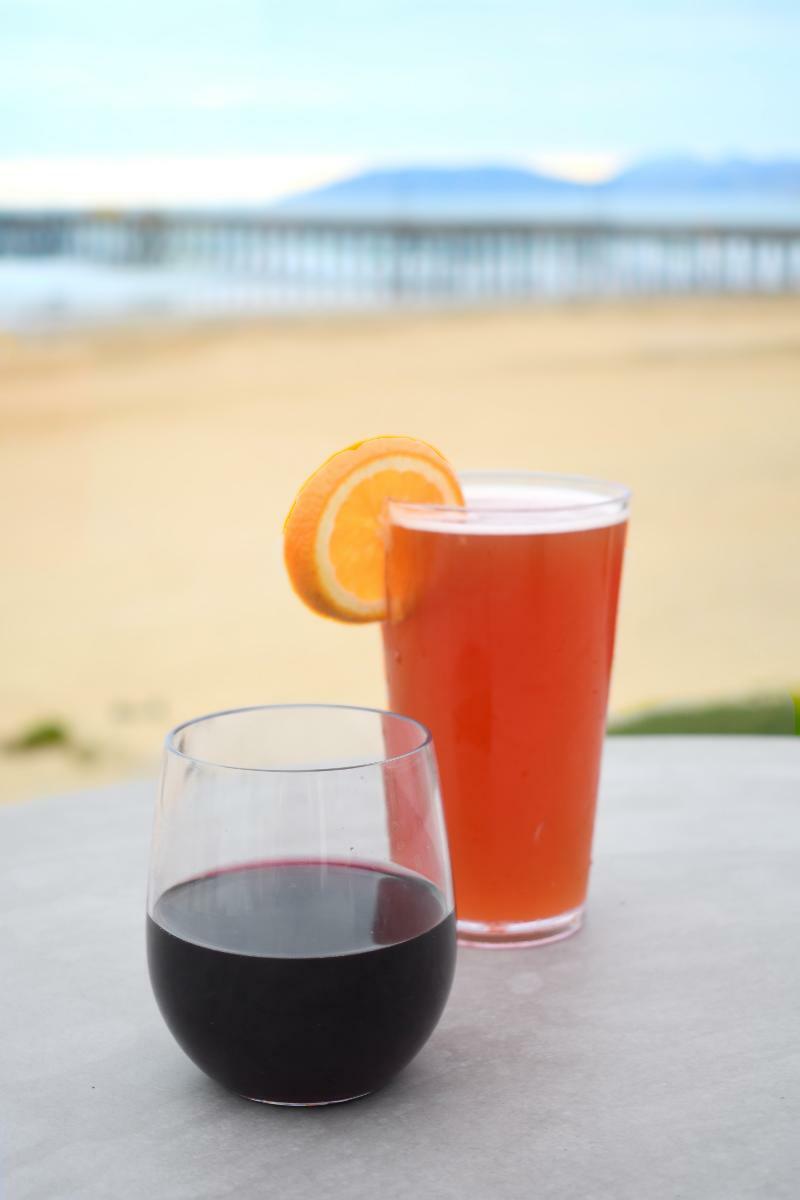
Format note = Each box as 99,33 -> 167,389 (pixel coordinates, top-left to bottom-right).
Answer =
284,436 -> 463,622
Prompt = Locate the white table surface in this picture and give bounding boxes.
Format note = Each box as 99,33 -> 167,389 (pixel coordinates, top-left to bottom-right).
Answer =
2,738 -> 798,1200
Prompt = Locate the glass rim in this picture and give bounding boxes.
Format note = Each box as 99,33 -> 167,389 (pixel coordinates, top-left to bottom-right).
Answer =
164,702 -> 433,775
387,469 -> 631,520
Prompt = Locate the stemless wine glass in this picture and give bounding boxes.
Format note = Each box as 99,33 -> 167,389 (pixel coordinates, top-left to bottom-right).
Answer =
146,704 -> 456,1107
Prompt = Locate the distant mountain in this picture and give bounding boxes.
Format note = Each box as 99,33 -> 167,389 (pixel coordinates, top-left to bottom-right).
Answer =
605,156 -> 800,194
277,157 -> 800,222
278,164 -> 581,217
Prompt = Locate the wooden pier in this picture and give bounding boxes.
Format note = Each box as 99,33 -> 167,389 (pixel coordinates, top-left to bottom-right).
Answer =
1,211 -> 798,304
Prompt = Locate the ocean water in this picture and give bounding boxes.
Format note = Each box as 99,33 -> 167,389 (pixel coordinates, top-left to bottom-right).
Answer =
0,257 -> 348,333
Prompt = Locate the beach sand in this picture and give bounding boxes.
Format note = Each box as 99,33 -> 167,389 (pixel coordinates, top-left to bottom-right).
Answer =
2,296 -> 799,801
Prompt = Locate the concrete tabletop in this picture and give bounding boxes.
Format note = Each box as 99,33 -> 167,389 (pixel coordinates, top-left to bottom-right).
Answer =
2,737 -> 798,1200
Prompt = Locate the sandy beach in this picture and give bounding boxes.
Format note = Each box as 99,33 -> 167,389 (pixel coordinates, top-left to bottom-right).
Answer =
2,295 -> 799,801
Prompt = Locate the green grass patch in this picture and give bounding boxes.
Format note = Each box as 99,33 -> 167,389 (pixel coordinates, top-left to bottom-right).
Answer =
4,718 -> 75,753
609,693 -> 798,736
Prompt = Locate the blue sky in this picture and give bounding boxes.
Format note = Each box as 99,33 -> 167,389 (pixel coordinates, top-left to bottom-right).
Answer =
1,0 -> 798,203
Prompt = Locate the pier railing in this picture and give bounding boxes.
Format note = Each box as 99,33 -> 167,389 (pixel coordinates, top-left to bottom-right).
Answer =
1,212 -> 799,303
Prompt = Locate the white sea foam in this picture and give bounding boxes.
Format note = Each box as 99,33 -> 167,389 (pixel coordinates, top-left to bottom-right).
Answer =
389,477 -> 629,535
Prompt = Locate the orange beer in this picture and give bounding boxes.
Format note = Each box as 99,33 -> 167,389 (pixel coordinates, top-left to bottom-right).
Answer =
383,474 -> 628,945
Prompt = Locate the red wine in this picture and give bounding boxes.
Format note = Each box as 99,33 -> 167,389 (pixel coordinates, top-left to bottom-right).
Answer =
147,860 -> 456,1104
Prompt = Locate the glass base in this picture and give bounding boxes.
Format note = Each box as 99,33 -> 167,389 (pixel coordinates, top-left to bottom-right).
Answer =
242,1090 -> 371,1107
457,904 -> 584,948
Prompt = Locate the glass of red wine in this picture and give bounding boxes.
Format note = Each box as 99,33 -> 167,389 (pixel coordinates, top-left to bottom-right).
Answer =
147,703 -> 456,1106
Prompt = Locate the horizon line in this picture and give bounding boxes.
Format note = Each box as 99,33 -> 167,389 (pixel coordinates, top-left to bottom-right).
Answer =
0,151 -> 798,210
